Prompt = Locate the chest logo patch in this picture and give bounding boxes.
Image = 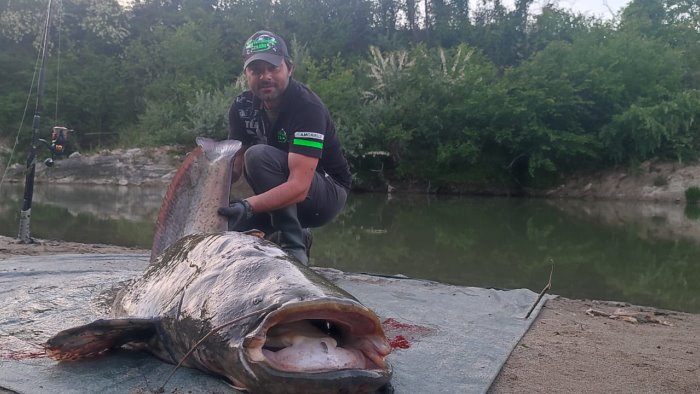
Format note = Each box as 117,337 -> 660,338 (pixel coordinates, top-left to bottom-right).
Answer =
277,129 -> 288,143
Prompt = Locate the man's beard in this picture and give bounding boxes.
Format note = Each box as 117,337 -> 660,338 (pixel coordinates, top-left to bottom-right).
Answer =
256,83 -> 280,101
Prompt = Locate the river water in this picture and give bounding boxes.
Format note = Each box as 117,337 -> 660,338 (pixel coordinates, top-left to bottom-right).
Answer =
1,182 -> 698,313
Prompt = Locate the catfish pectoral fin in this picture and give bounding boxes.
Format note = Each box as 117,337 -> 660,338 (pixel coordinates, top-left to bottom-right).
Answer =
45,318 -> 159,361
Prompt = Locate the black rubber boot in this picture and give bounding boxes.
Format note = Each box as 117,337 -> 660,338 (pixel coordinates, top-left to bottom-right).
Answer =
270,205 -> 308,266
266,228 -> 313,261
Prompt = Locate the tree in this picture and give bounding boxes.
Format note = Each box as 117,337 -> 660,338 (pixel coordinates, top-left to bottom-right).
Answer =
404,0 -> 419,41
123,20 -> 229,144
620,0 -> 667,37
374,0 -> 398,34
274,0 -> 373,59
600,89 -> 700,163
529,4 -> 592,53
360,44 -> 506,187
0,0 -> 132,145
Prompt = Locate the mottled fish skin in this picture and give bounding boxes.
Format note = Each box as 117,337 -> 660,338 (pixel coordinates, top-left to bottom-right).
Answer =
114,231 -> 392,393
150,137 -> 241,261
46,138 -> 393,393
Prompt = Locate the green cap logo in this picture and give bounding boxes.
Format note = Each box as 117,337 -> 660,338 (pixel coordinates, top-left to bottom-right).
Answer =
245,35 -> 278,54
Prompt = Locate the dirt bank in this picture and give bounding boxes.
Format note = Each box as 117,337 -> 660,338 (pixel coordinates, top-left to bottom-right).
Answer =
1,146 -> 184,187
544,160 -> 700,202
1,235 -> 698,393
5,144 -> 700,201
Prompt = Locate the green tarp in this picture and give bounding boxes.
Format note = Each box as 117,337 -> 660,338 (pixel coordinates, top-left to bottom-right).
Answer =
0,253 -> 551,393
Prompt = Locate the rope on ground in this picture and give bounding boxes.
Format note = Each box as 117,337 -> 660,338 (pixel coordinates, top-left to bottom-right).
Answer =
525,260 -> 554,319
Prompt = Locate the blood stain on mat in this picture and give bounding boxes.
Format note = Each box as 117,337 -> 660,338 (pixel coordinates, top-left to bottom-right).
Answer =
382,318 -> 434,350
389,335 -> 410,349
1,349 -> 47,360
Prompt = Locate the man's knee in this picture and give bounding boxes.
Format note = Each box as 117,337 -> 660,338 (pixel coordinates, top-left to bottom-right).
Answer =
243,145 -> 288,192
243,144 -> 269,168
246,145 -> 287,169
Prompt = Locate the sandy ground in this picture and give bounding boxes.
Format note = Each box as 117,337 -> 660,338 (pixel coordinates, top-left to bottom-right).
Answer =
490,299 -> 700,393
1,235 -> 699,393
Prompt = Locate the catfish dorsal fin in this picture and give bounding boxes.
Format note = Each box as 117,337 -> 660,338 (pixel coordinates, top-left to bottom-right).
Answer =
45,318 -> 159,361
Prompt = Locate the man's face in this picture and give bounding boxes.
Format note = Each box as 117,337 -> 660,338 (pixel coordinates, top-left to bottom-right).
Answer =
245,60 -> 292,103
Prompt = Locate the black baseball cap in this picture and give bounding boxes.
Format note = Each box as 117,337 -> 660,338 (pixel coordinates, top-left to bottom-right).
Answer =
242,30 -> 290,69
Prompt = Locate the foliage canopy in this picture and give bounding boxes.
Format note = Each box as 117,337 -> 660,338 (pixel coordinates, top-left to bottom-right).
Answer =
1,0 -> 699,192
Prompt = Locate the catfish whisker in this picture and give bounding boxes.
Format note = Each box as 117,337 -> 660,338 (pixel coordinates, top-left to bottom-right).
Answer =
158,305 -> 275,392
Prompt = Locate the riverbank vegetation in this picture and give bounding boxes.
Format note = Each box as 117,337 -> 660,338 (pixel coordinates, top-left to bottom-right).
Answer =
1,0 -> 699,191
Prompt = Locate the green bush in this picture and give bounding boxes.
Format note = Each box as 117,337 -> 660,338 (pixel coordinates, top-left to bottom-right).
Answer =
182,87 -> 236,142
684,204 -> 700,220
685,186 -> 700,204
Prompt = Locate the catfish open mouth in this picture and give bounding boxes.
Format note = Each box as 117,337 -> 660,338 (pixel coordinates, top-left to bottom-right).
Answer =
245,301 -> 391,373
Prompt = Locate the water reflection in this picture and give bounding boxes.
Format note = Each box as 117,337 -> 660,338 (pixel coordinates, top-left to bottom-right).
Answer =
0,183 -> 698,313
314,195 -> 700,313
0,183 -> 163,248
0,183 -> 165,220
548,199 -> 700,243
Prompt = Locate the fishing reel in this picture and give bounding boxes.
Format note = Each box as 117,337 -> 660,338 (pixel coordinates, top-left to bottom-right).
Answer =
40,126 -> 71,167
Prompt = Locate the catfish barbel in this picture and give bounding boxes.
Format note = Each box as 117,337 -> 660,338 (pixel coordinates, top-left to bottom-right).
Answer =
45,138 -> 392,393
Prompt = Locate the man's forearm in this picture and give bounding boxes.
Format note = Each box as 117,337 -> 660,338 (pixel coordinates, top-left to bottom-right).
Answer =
246,152 -> 317,213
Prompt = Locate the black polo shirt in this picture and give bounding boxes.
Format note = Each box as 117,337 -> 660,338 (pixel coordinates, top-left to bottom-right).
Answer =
228,79 -> 352,190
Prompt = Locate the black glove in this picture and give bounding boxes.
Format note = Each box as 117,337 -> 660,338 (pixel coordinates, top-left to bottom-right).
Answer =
217,199 -> 253,228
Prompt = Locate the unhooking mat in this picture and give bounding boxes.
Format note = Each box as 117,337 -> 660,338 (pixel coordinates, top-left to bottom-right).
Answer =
0,254 -> 552,393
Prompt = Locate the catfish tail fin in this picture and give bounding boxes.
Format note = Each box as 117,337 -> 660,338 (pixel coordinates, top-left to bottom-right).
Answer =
195,136 -> 242,161
150,138 -> 242,261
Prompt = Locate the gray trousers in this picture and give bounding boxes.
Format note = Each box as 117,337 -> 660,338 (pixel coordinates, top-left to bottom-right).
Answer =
232,144 -> 348,235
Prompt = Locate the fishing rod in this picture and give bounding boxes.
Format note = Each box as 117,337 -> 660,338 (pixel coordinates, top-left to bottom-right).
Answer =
18,0 -> 54,244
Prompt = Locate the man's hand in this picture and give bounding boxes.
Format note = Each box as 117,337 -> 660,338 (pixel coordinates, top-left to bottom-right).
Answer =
217,199 -> 253,228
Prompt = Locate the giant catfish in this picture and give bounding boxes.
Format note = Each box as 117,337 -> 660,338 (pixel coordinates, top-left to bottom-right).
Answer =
45,137 -> 392,393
